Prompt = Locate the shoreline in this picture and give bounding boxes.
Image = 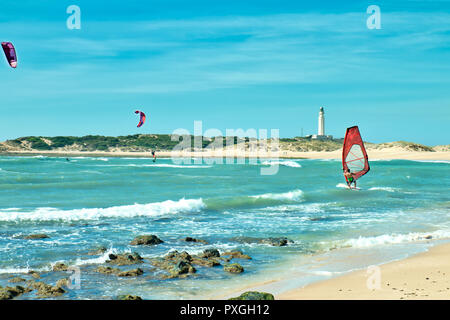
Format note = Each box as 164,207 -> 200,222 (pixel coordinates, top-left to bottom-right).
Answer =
219,240 -> 450,300
278,241 -> 450,300
1,150 -> 449,160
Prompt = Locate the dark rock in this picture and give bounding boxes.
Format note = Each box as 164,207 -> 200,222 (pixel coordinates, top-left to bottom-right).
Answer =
165,250 -> 192,262
106,253 -> 143,266
8,277 -> 26,283
231,236 -> 293,247
130,235 -> 163,246
184,237 -> 208,244
200,249 -> 220,259
0,286 -> 30,300
56,278 -> 69,289
191,257 -> 221,267
260,237 -> 291,246
229,291 -> 275,300
88,246 -> 108,255
28,270 -> 40,279
118,295 -> 142,300
31,281 -> 66,297
23,234 -> 49,240
117,268 -> 144,277
222,250 -> 251,260
189,249 -> 222,267
0,288 -> 13,300
179,251 -> 193,262
310,217 -> 326,221
224,263 -> 244,274
172,260 -> 196,276
149,251 -> 197,279
95,266 -> 121,275
52,263 -> 69,272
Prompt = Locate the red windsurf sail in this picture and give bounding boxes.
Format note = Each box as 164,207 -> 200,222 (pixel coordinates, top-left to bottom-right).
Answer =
342,126 -> 370,181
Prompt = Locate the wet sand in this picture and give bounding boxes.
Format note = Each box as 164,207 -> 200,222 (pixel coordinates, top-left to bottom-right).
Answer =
277,242 -> 450,300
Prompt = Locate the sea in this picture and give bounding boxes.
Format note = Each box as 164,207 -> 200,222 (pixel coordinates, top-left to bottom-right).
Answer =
0,155 -> 449,299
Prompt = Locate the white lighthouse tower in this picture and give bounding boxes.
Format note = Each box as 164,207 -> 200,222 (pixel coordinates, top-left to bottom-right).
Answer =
318,107 -> 325,136
312,107 -> 332,140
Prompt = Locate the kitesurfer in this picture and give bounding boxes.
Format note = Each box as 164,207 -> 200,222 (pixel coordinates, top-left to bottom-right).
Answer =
344,168 -> 356,189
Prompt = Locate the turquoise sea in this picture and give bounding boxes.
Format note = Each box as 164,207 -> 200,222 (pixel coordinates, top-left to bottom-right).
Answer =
0,156 -> 449,299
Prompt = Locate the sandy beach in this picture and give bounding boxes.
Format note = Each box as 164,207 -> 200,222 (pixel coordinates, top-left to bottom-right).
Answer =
277,242 -> 450,300
2,150 -> 450,161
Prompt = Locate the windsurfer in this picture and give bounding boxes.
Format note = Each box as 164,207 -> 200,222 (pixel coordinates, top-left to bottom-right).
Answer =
344,168 -> 356,189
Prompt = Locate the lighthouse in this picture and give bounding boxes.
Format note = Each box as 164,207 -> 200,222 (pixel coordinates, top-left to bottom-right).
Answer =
311,107 -> 333,140
318,107 -> 325,136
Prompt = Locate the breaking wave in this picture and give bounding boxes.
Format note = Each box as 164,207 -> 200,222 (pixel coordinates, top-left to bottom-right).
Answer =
260,160 -> 301,168
251,189 -> 304,201
0,198 -> 206,222
325,230 -> 450,250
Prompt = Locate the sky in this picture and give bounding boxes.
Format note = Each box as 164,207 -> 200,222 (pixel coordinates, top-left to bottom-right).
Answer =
0,0 -> 449,145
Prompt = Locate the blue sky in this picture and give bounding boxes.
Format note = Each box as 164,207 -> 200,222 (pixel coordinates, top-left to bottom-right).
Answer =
0,0 -> 449,145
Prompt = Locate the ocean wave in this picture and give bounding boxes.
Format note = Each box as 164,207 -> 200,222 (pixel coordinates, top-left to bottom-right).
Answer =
147,164 -> 212,168
251,189 -> 304,201
330,230 -> 450,249
205,189 -> 305,212
0,260 -> 52,274
409,160 -> 450,164
73,247 -> 117,266
368,187 -> 398,192
0,198 -> 205,222
94,164 -> 212,169
260,160 -> 301,168
0,248 -> 117,274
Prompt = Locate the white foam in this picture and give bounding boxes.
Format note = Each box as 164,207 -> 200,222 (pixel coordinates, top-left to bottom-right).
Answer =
73,247 -> 117,266
308,270 -> 344,276
409,160 -> 450,164
368,187 -> 398,192
0,248 -> 118,274
336,183 -> 349,189
0,265 -> 51,274
94,164 -> 212,168
0,198 -> 206,222
147,164 -> 212,168
340,230 -> 450,249
251,189 -> 304,201
261,161 -> 301,168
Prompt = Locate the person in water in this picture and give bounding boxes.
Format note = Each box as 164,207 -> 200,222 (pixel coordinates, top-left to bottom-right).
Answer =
344,168 -> 356,189
152,150 -> 156,163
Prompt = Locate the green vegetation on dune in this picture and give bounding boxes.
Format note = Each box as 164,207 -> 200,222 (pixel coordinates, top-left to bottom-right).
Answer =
8,135 -> 180,152
371,141 -> 435,152
1,135 -> 440,153
280,137 -> 344,152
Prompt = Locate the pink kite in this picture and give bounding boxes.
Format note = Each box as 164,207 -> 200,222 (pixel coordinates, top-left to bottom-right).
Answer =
135,110 -> 146,127
2,42 -> 17,68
